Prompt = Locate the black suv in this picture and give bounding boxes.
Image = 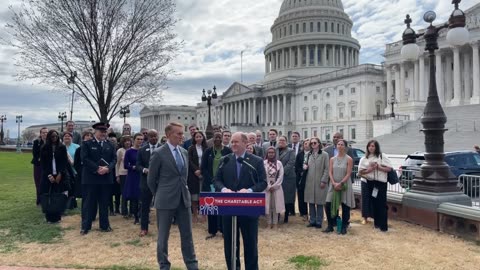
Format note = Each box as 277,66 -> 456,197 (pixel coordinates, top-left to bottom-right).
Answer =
399,151 -> 480,196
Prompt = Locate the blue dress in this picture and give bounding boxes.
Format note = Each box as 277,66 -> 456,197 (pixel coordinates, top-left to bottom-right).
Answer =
123,148 -> 140,200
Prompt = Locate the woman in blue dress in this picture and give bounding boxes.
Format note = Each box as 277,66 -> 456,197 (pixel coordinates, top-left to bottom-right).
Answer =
123,133 -> 144,224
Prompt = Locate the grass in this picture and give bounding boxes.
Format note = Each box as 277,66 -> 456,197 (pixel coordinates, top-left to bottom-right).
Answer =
288,255 -> 329,270
0,152 -> 63,253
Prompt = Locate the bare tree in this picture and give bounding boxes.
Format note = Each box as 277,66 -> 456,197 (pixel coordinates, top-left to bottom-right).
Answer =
22,129 -> 37,143
5,0 -> 180,123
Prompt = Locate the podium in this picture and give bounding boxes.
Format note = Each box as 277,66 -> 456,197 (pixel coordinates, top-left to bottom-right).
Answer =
200,192 -> 266,269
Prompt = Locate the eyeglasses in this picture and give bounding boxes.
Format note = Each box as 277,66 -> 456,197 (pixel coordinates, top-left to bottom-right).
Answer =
311,142 -> 318,145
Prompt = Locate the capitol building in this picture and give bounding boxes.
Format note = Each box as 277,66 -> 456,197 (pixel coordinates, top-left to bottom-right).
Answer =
141,0 -> 480,142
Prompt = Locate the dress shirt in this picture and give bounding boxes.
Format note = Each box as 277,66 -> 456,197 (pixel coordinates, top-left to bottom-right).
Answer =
167,141 -> 184,168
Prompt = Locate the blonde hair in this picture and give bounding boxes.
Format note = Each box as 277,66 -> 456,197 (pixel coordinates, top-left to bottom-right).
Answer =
165,122 -> 184,135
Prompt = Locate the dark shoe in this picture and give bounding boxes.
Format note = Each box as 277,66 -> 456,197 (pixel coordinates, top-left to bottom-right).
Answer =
323,226 -> 334,233
134,218 -> 140,225
109,211 -> 116,216
80,229 -> 89,235
341,228 -> 347,235
315,224 -> 322,229
139,230 -> 148,237
307,223 -> 316,228
100,227 -> 113,232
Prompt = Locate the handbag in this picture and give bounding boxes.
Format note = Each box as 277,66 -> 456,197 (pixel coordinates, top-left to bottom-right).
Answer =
380,154 -> 399,185
40,186 -> 68,214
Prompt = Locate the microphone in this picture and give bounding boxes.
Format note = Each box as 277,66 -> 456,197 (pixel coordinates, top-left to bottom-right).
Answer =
237,157 -> 259,185
218,156 -> 230,170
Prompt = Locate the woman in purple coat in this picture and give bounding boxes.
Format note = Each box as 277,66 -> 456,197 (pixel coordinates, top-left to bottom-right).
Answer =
123,133 -> 144,224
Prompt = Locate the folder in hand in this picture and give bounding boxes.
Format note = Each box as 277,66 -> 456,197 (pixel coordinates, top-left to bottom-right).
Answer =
99,158 -> 109,166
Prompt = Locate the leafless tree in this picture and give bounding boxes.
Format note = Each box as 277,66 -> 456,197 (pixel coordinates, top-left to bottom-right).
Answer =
5,0 -> 180,123
22,129 -> 37,143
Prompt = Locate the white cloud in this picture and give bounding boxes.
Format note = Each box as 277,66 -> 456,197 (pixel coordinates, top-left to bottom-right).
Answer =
0,0 -> 478,136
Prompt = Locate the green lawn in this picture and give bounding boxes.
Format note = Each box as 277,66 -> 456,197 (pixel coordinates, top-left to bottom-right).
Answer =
0,152 -> 63,253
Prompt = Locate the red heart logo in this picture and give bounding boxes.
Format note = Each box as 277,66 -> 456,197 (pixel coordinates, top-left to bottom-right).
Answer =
204,197 -> 215,205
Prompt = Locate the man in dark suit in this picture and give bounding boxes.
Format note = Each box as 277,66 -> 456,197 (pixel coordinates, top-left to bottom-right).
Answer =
147,122 -> 198,270
182,124 -> 198,150
215,132 -> 267,270
80,122 -> 116,235
247,132 -> 263,158
136,129 -> 160,237
64,120 -> 82,145
288,131 -> 302,157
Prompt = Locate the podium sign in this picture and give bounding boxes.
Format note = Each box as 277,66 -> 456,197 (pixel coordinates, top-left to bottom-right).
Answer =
199,192 -> 266,217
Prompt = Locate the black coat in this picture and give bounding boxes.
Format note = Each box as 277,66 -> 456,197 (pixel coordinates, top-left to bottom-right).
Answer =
187,144 -> 207,195
295,150 -> 309,190
215,152 -> 267,192
80,139 -> 116,185
39,143 -> 69,194
31,138 -> 44,166
136,143 -> 161,192
73,146 -> 83,197
200,146 -> 232,192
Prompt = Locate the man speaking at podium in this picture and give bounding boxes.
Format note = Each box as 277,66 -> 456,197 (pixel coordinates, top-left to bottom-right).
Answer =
215,132 -> 267,270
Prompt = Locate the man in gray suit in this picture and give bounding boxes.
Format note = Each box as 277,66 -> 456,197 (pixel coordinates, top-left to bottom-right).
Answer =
324,132 -> 354,159
262,128 -> 278,155
247,132 -> 264,158
147,122 -> 198,270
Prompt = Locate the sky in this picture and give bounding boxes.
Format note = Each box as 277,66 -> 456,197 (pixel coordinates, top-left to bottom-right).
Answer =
0,0 -> 478,138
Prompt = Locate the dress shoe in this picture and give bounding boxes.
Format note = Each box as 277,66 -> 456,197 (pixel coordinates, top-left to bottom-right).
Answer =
341,228 -> 347,235
80,229 -> 89,235
315,224 -> 322,229
306,223 -> 316,228
139,230 -> 148,237
134,218 -> 140,225
322,226 -> 334,233
100,227 -> 113,232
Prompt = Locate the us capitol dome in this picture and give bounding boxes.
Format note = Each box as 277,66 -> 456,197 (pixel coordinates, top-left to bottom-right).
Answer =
264,0 -> 361,81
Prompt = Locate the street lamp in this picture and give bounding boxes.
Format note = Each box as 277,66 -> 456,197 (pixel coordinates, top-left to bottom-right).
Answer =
119,105 -> 130,124
0,115 -> 6,145
389,94 -> 397,118
15,115 -> 22,153
58,112 -> 67,133
67,71 -> 77,121
202,85 -> 218,139
400,0 -> 471,226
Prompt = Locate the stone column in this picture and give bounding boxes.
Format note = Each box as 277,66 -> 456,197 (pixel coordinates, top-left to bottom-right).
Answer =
266,97 -> 270,124
314,45 -> 318,66
260,98 -> 264,124
419,55 -> 425,101
322,45 -> 327,66
464,50 -> 471,102
276,95 -> 281,124
271,95 -> 276,125
282,94 -> 287,125
451,46 -> 462,105
413,60 -> 419,101
329,45 -> 334,66
400,62 -> 406,102
386,66 -> 392,104
290,95 -> 295,123
288,47 -> 292,68
279,49 -> 283,70
339,46 -> 344,67
252,98 -> 256,125
394,65 -> 400,102
332,45 -> 336,66
472,42 -> 480,104
306,45 -> 310,67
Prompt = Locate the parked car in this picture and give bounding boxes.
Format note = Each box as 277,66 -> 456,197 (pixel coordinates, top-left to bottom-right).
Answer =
350,147 -> 365,166
399,151 -> 480,196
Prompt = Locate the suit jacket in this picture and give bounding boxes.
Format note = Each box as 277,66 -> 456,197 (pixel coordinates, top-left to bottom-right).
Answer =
187,144 -> 207,195
295,150 -> 309,189
183,138 -> 193,150
262,141 -> 277,157
288,142 -> 302,157
201,146 -> 232,192
276,147 -> 297,203
324,145 -> 354,159
31,138 -> 44,166
147,143 -> 191,209
80,139 -> 116,185
253,145 -> 264,158
136,143 -> 160,192
215,152 -> 267,192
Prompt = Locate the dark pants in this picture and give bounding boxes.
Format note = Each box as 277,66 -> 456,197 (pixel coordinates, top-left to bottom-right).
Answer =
33,165 -> 42,205
366,180 -> 388,231
284,203 -> 295,222
297,178 -> 308,216
109,180 -> 121,213
140,188 -> 153,230
222,216 -> 259,270
81,184 -> 111,230
325,202 -> 351,231
207,215 -> 223,235
119,175 -> 128,215
361,181 -> 373,219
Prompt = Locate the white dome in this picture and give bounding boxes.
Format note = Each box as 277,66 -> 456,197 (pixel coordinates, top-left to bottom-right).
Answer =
264,0 -> 360,81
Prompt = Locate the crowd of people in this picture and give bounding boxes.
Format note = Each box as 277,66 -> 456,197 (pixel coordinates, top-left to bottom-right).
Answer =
31,120 -> 394,270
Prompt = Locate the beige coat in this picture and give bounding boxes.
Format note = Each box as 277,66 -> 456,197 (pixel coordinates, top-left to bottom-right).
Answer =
264,160 -> 285,214
304,150 -> 330,205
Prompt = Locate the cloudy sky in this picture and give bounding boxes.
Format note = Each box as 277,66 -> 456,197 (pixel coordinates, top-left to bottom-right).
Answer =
0,0 -> 478,138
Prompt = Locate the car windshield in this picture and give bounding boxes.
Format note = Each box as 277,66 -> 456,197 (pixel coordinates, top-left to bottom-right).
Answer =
445,153 -> 480,168
356,149 -> 365,158
404,155 -> 424,166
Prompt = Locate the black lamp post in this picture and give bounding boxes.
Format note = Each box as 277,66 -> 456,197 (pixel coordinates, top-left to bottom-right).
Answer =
58,112 -> 67,133
400,0 -> 471,227
0,115 -> 6,145
15,115 -> 22,153
202,86 -> 218,139
120,105 -> 130,124
389,94 -> 397,118
67,71 -> 77,121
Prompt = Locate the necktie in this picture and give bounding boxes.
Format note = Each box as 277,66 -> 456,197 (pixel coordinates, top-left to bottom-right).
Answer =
174,148 -> 183,172
236,158 -> 242,179
100,141 -> 104,148
271,141 -> 276,147
293,144 -> 296,153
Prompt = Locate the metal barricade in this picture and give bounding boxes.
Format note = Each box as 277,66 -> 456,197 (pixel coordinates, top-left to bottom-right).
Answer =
352,166 -> 414,194
458,174 -> 480,208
